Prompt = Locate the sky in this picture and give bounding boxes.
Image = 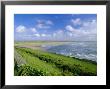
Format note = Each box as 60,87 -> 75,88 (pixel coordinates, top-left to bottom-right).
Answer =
14,14 -> 97,41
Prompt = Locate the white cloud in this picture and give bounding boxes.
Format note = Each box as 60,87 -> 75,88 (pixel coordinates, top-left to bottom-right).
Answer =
71,18 -> 81,25
53,33 -> 56,36
36,19 -> 53,29
67,19 -> 97,34
65,19 -> 97,41
91,19 -> 96,24
30,28 -> 37,33
53,30 -> 64,37
67,32 -> 73,37
41,34 -> 46,37
41,34 -> 51,37
66,26 -> 81,38
66,25 -> 76,32
57,30 -> 63,34
36,24 -> 50,29
66,24 -> 96,36
15,18 -> 96,41
52,30 -> 65,41
38,20 -> 53,25
16,25 -> 26,33
83,19 -> 96,28
34,34 -> 40,37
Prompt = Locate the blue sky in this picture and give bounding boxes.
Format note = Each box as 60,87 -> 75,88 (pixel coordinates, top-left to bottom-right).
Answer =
14,14 -> 97,41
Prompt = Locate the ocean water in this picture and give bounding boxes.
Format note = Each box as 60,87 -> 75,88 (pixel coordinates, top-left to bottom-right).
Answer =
44,41 -> 97,62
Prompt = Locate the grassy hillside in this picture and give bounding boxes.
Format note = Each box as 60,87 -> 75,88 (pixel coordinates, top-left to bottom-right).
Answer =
14,47 -> 97,76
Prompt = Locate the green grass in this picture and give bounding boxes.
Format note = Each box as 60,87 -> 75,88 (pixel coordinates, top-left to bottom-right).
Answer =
14,47 -> 97,76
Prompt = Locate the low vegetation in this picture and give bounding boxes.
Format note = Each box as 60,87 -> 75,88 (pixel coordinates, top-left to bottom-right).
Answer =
14,46 -> 97,76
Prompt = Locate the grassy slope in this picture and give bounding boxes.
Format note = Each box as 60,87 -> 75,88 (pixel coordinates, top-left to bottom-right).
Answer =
15,47 -> 97,76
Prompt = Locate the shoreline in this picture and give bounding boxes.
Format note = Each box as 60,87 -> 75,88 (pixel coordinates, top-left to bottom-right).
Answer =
15,45 -> 97,65
44,50 -> 97,65
14,41 -> 97,65
14,46 -> 97,76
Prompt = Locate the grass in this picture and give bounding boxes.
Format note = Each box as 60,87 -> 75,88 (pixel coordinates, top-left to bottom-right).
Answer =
14,47 -> 97,76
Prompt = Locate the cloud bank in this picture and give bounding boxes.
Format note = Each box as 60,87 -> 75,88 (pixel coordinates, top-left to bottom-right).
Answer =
15,15 -> 97,41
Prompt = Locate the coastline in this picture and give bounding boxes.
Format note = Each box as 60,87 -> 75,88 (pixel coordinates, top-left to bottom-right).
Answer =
14,46 -> 97,76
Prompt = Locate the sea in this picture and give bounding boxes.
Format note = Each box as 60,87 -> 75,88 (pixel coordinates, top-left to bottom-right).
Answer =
43,41 -> 97,62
